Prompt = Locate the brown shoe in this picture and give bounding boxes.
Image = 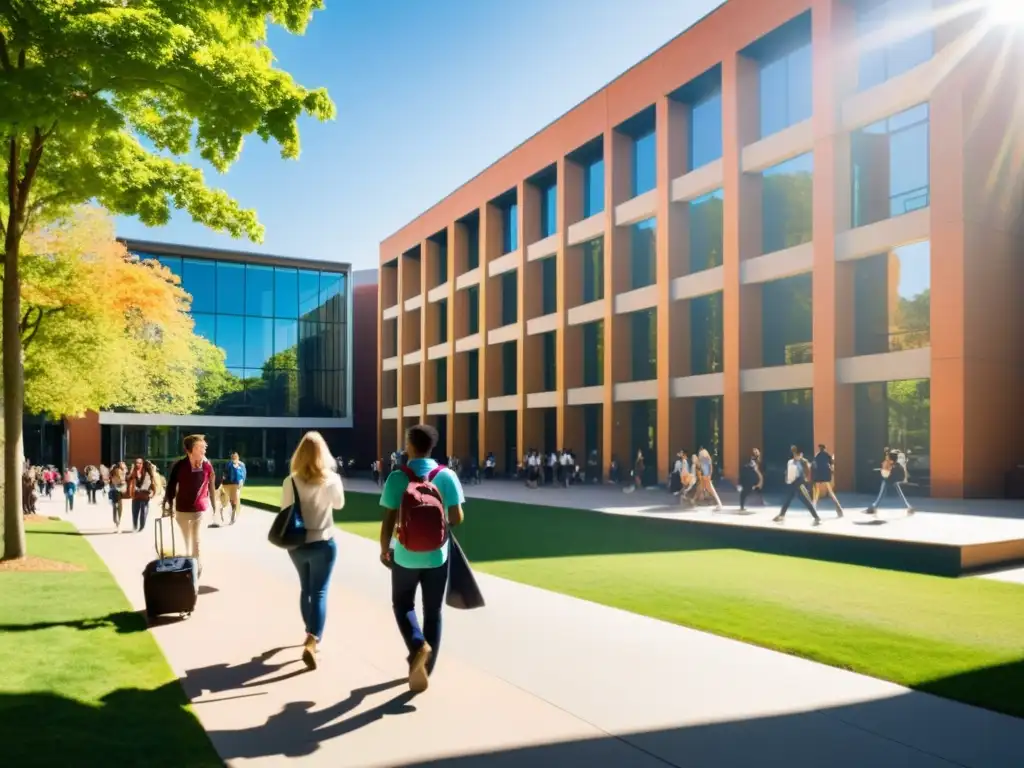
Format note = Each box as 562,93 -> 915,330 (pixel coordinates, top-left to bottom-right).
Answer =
408,642 -> 432,693
302,634 -> 319,670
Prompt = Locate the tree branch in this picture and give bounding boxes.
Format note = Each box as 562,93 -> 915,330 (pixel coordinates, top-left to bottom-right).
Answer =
0,33 -> 11,72
14,128 -> 47,228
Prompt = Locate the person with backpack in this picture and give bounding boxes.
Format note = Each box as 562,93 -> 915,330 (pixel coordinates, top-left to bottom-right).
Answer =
379,424 -> 465,694
280,431 -> 345,671
163,434 -> 215,571
812,444 -> 844,518
62,467 -> 79,513
773,446 -> 821,525
222,452 -> 247,525
865,450 -> 915,515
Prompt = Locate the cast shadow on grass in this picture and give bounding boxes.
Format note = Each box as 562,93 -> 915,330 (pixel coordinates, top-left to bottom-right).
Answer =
329,492 -> 965,576
2,661 -> 1019,766
0,609 -> 147,635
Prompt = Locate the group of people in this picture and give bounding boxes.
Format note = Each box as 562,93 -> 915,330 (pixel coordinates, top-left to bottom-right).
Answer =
520,449 -> 581,488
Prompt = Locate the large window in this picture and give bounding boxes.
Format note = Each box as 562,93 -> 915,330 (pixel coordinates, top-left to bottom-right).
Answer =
467,350 -> 479,399
542,332 -> 556,391
632,130 -> 656,197
854,241 -> 930,355
437,242 -> 448,284
759,41 -> 813,138
690,89 -> 723,170
690,292 -> 723,375
762,274 -> 813,366
857,0 -> 934,91
854,379 -> 930,494
435,358 -> 447,402
630,310 -> 657,381
467,286 -> 480,335
541,258 -> 557,316
500,271 -> 517,326
689,190 -> 724,273
540,183 -> 557,238
630,218 -> 657,289
501,341 -> 517,396
762,153 -> 813,254
502,203 -> 518,254
852,104 -> 929,228
437,300 -> 449,344
761,389 -> 813,489
583,322 -> 603,387
134,252 -> 349,419
466,218 -> 480,270
582,238 -> 604,303
584,158 -> 605,217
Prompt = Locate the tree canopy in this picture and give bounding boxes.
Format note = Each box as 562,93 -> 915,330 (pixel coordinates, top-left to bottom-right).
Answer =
2,0 -> 335,559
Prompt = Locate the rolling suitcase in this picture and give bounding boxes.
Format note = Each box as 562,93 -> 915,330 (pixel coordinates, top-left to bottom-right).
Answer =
143,514 -> 199,621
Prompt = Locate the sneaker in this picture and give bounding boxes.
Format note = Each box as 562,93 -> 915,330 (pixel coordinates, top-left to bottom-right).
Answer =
864,507 -> 877,515
772,515 -> 784,523
906,507 -> 915,516
302,635 -> 319,670
408,642 -> 433,693
836,510 -> 844,519
812,519 -> 822,527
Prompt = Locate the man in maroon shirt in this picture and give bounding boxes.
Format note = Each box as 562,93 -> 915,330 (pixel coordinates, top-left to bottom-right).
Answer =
163,434 -> 215,569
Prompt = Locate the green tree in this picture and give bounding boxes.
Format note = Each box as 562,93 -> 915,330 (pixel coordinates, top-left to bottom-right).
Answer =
1,1 -> 334,560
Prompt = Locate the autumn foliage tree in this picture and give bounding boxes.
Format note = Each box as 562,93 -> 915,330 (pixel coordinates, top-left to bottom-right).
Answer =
20,207 -> 228,420
1,1 -> 334,559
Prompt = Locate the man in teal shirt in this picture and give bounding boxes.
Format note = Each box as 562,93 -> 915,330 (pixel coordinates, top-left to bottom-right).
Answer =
380,424 -> 465,694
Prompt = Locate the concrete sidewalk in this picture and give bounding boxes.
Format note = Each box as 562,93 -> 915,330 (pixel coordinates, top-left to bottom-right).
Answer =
46,493 -> 1024,767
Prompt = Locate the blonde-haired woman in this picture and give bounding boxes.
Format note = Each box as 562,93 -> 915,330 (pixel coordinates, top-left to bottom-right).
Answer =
697,447 -> 723,511
281,431 -> 345,670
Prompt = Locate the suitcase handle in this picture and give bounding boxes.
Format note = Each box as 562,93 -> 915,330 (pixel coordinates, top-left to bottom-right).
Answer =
155,513 -> 179,558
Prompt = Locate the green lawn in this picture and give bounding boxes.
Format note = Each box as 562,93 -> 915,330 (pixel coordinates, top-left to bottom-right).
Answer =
244,483 -> 1024,719
0,521 -> 221,767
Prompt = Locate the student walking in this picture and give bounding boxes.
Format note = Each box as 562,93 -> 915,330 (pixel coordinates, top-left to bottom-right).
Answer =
774,446 -> 821,525
676,450 -> 699,508
109,462 -> 128,532
163,434 -> 215,573
738,448 -> 764,511
127,458 -> 157,532
281,431 -> 345,670
697,448 -> 724,510
221,452 -> 247,525
380,424 -> 465,694
865,450 -> 915,515
62,467 -> 79,513
811,444 -> 844,517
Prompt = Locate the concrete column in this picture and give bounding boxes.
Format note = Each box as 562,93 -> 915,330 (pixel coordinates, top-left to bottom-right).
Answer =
516,182 -> 530,461
394,256 -> 405,450
445,224 -> 459,456
811,0 -> 857,489
478,203 -> 503,462
722,51 -> 761,482
421,239 -> 439,406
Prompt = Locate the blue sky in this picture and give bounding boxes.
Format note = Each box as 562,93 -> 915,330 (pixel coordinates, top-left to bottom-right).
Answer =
116,0 -> 726,270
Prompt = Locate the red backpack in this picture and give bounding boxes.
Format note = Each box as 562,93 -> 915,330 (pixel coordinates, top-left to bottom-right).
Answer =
397,466 -> 448,552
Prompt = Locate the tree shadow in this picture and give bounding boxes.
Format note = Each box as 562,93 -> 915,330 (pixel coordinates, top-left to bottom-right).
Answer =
0,609 -> 147,635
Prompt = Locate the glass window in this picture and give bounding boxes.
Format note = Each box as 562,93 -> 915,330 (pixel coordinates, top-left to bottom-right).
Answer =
216,315 -> 245,368
274,319 -> 299,362
503,203 -> 518,254
632,130 -> 656,197
690,292 -> 724,375
192,313 -> 217,345
852,104 -> 930,228
467,286 -> 479,335
182,259 -> 216,314
467,349 -> 479,398
854,241 -> 931,355
857,0 -> 934,91
541,184 -> 557,238
630,310 -> 657,381
437,300 -> 448,343
583,322 -> 603,386
541,257 -> 557,315
762,153 -> 814,254
501,271 -> 517,326
694,396 -> 724,471
244,265 -> 274,318
466,219 -> 480,270
630,218 -> 657,289
582,238 -> 604,303
214,262 -> 244,315
759,42 -> 813,138
156,256 -> 182,279
298,270 -> 320,318
501,341 -> 517,396
584,158 -> 605,217
542,332 -> 557,391
274,268 -> 299,319
435,358 -> 447,402
244,317 -> 274,369
854,378 -> 930,493
761,274 -> 813,366
689,190 -> 724,273
437,243 -> 449,285
690,89 -> 723,169
298,320 -> 323,370
320,272 -> 344,324
761,389 -> 814,489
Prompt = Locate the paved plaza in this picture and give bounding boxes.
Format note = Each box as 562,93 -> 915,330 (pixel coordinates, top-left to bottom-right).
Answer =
43,492 -> 1024,767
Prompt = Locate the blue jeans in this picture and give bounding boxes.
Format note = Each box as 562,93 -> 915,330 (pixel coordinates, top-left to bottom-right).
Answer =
392,562 -> 449,675
64,483 -> 76,511
288,538 -> 338,640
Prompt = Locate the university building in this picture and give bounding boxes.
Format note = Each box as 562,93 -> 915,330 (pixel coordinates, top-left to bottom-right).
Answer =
58,239 -> 361,475
376,0 -> 1024,498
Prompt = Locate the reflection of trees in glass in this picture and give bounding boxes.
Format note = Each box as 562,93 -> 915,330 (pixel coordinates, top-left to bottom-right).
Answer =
762,171 -> 813,253
689,193 -> 724,272
763,274 -> 813,366
887,379 -> 930,456
891,288 -> 930,350
691,293 -> 723,374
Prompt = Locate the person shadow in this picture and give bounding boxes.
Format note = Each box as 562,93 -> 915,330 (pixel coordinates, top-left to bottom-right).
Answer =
209,679 -> 415,760
180,647 -> 311,697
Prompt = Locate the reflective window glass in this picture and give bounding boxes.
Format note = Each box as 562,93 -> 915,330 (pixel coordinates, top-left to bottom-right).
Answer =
584,158 -> 605,217
216,262 -> 245,315
182,259 -> 216,314
192,313 -> 217,345
759,42 -> 813,138
690,292 -> 724,375
630,218 -> 657,289
854,240 -> 931,355
320,272 -> 344,323
274,268 -> 299,319
245,265 -> 274,317
690,89 -> 723,169
632,130 -> 656,196
156,256 -> 182,278
503,203 -> 519,254
688,190 -> 724,273
852,104 -> 929,227
857,0 -> 934,91
541,184 -> 557,237
298,270 -> 320,318
274,319 -> 299,362
761,274 -> 813,366
762,153 -> 814,254
216,315 -> 245,368
244,317 -> 274,369
582,238 -> 604,303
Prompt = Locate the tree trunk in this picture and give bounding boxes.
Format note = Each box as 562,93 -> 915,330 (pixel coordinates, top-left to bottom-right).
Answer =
3,229 -> 26,560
